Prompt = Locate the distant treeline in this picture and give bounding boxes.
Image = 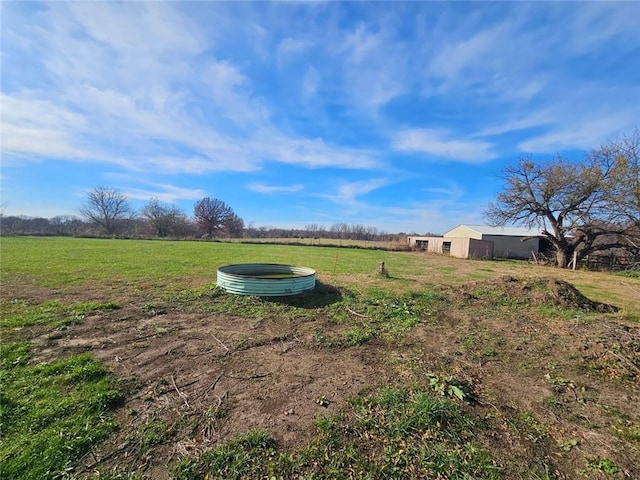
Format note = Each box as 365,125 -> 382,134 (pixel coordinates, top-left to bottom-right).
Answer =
0,214 -> 422,243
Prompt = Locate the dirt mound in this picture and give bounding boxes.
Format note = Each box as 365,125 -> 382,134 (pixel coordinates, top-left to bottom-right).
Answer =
446,276 -> 619,313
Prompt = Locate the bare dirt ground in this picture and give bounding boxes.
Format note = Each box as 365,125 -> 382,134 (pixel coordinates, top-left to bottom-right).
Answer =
9,275 -> 640,479
29,303 -> 389,478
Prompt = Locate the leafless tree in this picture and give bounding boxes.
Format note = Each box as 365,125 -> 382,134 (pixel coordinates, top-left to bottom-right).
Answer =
79,187 -> 133,235
486,129 -> 640,267
193,197 -> 237,238
142,198 -> 187,237
224,213 -> 245,238
597,129 -> 640,229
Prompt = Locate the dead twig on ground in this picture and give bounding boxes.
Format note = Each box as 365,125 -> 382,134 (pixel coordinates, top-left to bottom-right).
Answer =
212,334 -> 230,354
208,374 -> 223,393
176,378 -> 201,390
346,307 -> 368,318
171,374 -> 190,408
226,373 -> 271,380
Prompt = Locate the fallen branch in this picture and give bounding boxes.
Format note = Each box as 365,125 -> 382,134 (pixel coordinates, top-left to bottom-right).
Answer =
176,378 -> 201,390
212,334 -> 230,353
346,307 -> 368,318
226,372 -> 271,380
208,374 -> 222,393
171,374 -> 191,408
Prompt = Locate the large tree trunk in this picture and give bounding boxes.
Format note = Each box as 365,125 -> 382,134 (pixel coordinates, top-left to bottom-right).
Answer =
555,247 -> 569,268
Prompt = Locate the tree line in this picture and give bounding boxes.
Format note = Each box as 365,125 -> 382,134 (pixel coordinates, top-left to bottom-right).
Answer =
0,192 -> 404,242
74,191 -> 245,239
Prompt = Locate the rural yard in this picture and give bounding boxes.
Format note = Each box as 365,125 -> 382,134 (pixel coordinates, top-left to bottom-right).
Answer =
2,237 -> 640,479
3,2 -> 639,479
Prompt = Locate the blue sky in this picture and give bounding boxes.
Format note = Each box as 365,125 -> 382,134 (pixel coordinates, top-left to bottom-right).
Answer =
1,1 -> 639,234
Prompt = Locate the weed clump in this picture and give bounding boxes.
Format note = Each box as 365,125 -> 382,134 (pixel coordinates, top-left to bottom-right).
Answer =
445,276 -> 618,313
174,387 -> 500,480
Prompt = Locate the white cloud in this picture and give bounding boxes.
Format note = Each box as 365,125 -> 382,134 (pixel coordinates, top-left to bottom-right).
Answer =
124,184 -> 206,203
338,22 -> 408,108
1,124 -> 90,161
476,110 -> 554,138
33,2 -> 204,94
256,133 -> 379,169
200,60 -> 271,128
141,155 -> 252,175
322,178 -> 387,208
564,3 -> 640,55
277,37 -> 312,65
342,24 -> 382,63
0,94 -> 92,161
430,23 -> 509,81
518,113 -> 635,153
1,3 -> 384,176
302,66 -> 320,96
247,183 -> 304,194
422,184 -> 464,198
66,2 -> 206,58
394,129 -> 495,163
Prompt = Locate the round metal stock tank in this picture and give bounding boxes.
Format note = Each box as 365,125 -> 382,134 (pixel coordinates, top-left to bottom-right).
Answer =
216,263 -> 316,296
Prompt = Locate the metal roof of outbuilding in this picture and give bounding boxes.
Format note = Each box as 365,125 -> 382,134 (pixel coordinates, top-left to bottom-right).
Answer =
445,224 -> 543,237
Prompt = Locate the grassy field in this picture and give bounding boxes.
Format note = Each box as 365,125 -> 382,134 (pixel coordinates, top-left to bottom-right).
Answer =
1,236 -> 639,479
2,237 -> 638,315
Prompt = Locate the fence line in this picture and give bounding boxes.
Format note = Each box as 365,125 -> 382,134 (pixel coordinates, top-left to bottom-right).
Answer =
578,254 -> 640,272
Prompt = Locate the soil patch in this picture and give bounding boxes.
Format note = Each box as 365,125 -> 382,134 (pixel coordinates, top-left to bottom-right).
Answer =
31,308 -> 387,478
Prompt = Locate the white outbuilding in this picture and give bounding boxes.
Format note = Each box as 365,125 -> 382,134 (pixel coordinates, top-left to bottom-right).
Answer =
408,224 -> 543,260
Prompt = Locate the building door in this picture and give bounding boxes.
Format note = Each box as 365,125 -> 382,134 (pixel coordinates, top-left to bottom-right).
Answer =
442,242 -> 451,255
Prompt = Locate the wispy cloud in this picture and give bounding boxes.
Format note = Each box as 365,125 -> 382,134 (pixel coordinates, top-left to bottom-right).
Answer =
321,178 -> 387,209
0,94 -> 92,161
518,113 -> 636,153
476,110 -> 555,138
0,2 -> 379,177
393,129 -> 495,163
430,22 -> 510,81
422,184 -> 464,198
302,66 -> 321,97
337,20 -> 408,108
247,183 -> 304,194
276,37 -> 312,66
123,184 -> 207,204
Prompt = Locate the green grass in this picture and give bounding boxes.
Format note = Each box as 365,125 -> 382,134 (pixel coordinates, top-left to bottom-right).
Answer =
0,299 -> 120,328
0,343 -> 122,480
615,270 -> 640,279
2,237 -> 638,314
174,386 -> 500,480
0,237 -> 404,289
130,419 -> 175,456
166,282 -> 334,320
587,457 -> 619,474
323,289 -> 444,346
0,287 -> 122,479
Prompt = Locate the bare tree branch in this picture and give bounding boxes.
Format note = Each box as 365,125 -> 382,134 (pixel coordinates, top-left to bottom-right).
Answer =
485,129 -> 640,267
79,187 -> 132,235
